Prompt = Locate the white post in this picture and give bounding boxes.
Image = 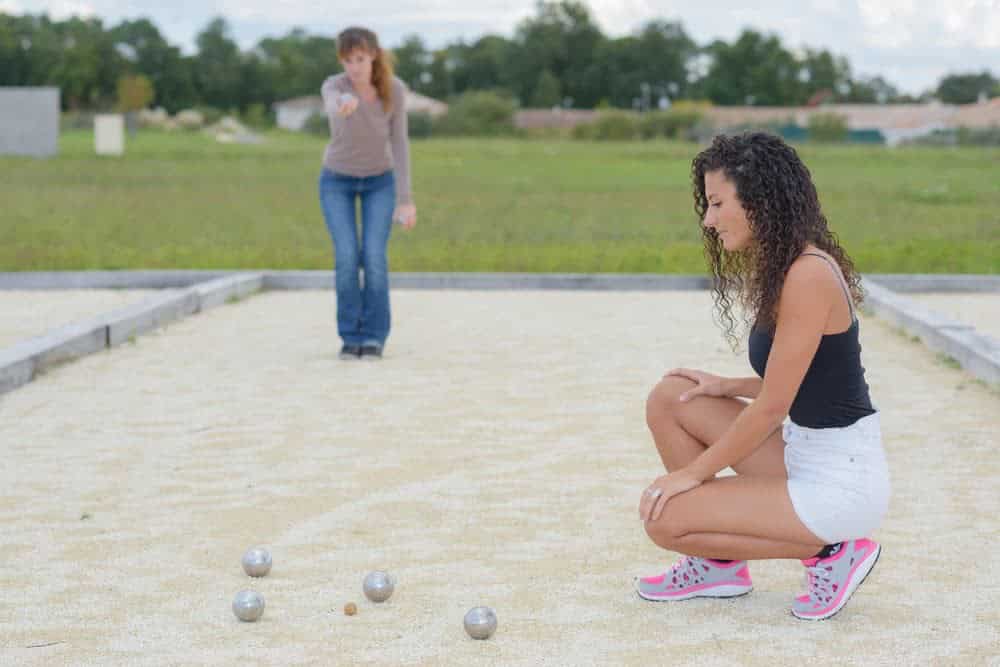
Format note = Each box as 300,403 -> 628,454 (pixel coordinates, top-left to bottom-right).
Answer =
94,114 -> 125,156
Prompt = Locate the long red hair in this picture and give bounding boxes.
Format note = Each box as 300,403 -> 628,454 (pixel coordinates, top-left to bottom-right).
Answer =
336,27 -> 395,112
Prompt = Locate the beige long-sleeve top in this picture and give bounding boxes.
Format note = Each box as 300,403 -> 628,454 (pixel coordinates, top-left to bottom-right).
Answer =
320,73 -> 412,205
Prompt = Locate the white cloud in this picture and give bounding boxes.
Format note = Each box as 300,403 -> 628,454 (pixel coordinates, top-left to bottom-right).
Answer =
41,0 -> 96,19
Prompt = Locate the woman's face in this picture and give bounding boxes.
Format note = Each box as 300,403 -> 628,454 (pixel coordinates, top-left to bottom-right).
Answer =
340,48 -> 374,86
702,170 -> 754,252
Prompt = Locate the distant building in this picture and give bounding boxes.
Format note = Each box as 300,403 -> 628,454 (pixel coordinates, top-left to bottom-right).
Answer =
514,99 -> 1000,146
274,90 -> 448,131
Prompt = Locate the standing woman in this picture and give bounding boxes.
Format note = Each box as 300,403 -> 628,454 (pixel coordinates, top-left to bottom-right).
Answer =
319,27 -> 416,360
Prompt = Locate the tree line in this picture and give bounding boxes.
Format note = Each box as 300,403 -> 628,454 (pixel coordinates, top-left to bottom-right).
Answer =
1,2 -> 997,114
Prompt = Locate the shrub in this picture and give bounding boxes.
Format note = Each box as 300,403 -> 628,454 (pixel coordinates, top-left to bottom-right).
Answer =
241,103 -> 274,129
433,91 -> 516,136
638,109 -> 704,139
407,111 -> 434,138
956,125 -> 1000,146
303,112 -> 329,136
571,112 -> 639,141
194,106 -> 225,126
808,113 -> 849,142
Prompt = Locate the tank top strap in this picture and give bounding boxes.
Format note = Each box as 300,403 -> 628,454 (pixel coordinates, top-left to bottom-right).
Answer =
800,252 -> 855,321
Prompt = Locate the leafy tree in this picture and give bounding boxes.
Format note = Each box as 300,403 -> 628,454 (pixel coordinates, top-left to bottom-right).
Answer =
110,18 -> 196,112
531,69 -> 562,107
700,30 -> 800,106
509,1 -> 604,106
392,34 -> 429,90
634,21 -> 696,101
193,17 -> 242,110
256,28 -> 340,102
798,48 -> 851,102
842,75 -> 902,104
449,35 -> 512,94
936,71 -> 998,104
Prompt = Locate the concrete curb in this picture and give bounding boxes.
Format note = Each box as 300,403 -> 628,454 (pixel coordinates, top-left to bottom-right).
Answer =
104,290 -> 200,347
865,274 -> 1000,293
0,320 -> 107,394
264,271 -> 712,291
0,271 -> 713,291
0,271 -> 996,293
863,279 -> 1000,385
0,273 -> 263,395
0,270 -> 231,289
191,273 -> 264,311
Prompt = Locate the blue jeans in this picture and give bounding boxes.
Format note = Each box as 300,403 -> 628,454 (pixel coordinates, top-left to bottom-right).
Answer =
319,168 -> 395,347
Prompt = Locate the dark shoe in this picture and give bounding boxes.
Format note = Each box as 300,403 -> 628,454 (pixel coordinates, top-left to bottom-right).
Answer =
360,344 -> 383,360
339,344 -> 362,360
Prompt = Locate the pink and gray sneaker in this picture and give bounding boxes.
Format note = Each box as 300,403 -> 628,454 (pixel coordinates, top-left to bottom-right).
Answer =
635,556 -> 753,601
792,538 -> 881,620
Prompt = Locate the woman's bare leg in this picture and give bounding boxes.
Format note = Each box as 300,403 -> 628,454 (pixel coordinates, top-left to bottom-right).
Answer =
644,476 -> 825,560
645,375 -> 786,477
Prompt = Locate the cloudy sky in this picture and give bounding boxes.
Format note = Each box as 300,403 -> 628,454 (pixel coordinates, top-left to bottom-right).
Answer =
4,0 -> 999,94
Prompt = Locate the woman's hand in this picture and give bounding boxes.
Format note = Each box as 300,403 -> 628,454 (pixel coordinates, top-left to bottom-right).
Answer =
664,368 -> 728,402
393,203 -> 417,229
639,470 -> 703,522
337,93 -> 359,117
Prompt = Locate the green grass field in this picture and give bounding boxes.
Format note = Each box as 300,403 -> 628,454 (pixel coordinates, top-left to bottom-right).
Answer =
2,129 -> 997,273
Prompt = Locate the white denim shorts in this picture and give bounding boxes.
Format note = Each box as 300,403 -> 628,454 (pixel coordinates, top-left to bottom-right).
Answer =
783,412 -> 890,544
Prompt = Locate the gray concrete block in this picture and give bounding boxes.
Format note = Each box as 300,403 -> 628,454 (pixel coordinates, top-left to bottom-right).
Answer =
193,274 -> 264,311
0,350 -> 35,395
31,320 -> 109,369
106,290 -> 200,346
262,271 -> 334,290
867,274 -> 1000,293
863,281 -> 972,334
0,270 -> 231,290
939,329 -> 1000,385
863,278 -> 999,385
392,273 -> 711,290
0,320 -> 107,394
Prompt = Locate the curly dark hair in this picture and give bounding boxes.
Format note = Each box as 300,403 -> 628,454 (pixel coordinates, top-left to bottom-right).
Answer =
692,132 -> 863,348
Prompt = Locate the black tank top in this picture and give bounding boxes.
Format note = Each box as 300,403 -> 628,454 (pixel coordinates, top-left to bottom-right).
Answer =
748,253 -> 875,429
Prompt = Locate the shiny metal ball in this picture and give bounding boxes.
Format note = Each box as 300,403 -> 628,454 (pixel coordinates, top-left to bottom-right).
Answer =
232,590 -> 265,622
241,547 -> 272,577
362,571 -> 394,603
463,606 -> 497,640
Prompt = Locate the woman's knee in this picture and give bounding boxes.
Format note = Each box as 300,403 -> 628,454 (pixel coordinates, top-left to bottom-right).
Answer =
362,251 -> 389,285
644,507 -> 686,549
335,247 -> 360,272
646,376 -> 696,429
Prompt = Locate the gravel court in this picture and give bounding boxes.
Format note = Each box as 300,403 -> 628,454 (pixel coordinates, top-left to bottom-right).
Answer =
0,290 -> 159,348
0,289 -> 997,666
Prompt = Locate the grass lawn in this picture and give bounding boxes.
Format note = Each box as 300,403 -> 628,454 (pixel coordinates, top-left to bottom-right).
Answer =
2,129 -> 997,273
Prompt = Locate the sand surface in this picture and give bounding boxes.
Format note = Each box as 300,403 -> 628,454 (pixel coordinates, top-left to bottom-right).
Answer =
907,292 -> 1000,342
0,290 -> 158,348
1,290 -> 997,666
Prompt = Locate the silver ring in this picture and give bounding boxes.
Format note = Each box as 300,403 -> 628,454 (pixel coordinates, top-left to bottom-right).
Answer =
645,488 -> 663,499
